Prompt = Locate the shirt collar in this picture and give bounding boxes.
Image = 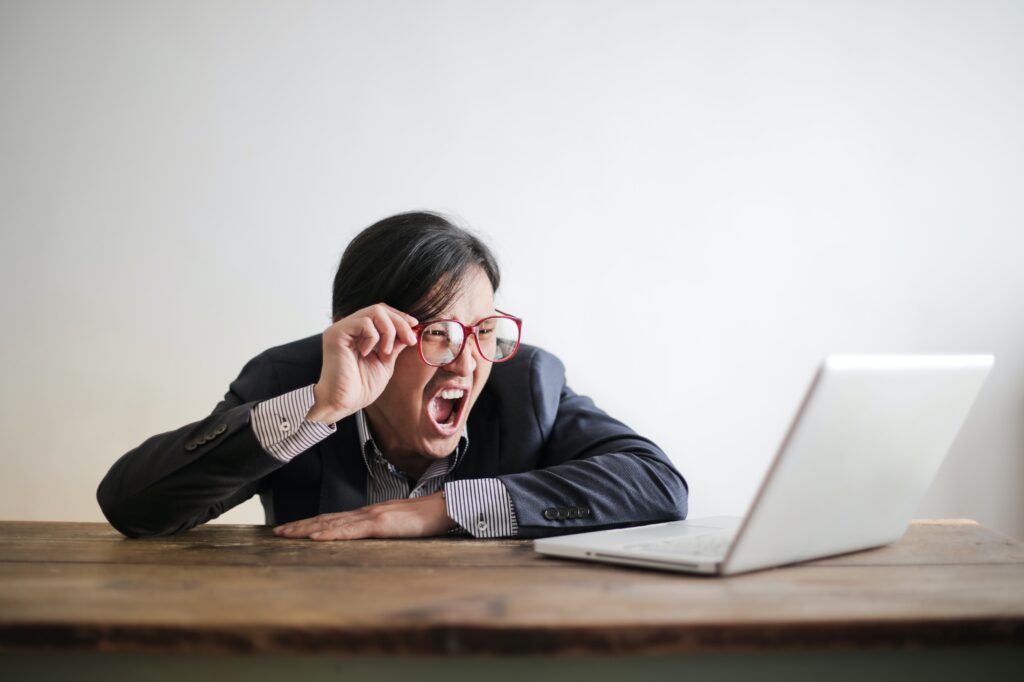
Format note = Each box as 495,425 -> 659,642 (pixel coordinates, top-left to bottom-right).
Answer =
355,409 -> 469,480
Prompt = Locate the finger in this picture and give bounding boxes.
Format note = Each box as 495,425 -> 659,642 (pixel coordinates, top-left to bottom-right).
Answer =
378,339 -> 411,368
273,502 -> 387,537
384,309 -> 419,347
275,513 -> 346,537
369,306 -> 398,356
275,520 -> 323,537
274,518 -> 305,534
379,303 -> 418,329
389,310 -> 419,345
353,304 -> 417,332
355,304 -> 417,347
275,507 -> 380,537
366,304 -> 418,347
357,317 -> 380,357
279,521 -> 333,538
310,519 -> 377,541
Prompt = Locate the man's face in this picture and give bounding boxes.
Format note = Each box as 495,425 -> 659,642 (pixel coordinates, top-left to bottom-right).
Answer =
364,267 -> 496,468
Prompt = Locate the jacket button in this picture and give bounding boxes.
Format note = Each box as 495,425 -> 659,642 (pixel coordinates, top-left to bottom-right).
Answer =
581,507 -> 591,517
214,424 -> 227,435
185,441 -> 198,451
543,508 -> 558,520
567,507 -> 580,519
555,508 -> 568,520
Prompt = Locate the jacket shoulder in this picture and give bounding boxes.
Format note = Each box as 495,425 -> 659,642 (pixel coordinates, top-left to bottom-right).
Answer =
260,333 -> 323,391
226,334 -> 323,405
261,333 -> 323,369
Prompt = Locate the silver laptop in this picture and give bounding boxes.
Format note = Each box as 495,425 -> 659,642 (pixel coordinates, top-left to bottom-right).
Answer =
534,354 -> 994,576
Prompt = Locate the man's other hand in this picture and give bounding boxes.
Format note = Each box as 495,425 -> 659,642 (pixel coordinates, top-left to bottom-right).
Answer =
271,492 -> 457,540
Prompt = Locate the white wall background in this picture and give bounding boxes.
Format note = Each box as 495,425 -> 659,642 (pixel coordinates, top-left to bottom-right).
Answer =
1,0 -> 1021,538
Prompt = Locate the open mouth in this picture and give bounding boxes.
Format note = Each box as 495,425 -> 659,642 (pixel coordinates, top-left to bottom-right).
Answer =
427,386 -> 468,435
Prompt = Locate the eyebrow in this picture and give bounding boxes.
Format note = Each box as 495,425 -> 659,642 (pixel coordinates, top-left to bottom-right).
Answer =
429,311 -> 497,324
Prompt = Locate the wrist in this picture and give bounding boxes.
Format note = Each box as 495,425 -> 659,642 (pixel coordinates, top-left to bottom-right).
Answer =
439,489 -> 458,530
304,403 -> 338,425
305,383 -> 347,425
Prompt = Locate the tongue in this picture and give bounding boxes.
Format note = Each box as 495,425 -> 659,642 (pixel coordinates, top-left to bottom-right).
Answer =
430,397 -> 456,424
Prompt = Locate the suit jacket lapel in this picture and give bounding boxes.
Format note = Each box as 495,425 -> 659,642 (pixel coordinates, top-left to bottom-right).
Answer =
457,391 -> 502,480
318,415 -> 368,513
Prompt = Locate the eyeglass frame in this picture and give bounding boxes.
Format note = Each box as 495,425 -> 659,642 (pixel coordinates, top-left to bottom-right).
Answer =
410,309 -> 522,367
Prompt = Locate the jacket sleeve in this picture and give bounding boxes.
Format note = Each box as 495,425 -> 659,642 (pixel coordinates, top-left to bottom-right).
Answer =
96,352 -> 288,538
496,352 -> 689,539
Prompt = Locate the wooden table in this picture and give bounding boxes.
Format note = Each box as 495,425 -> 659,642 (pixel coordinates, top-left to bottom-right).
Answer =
2,519 -> 1023,680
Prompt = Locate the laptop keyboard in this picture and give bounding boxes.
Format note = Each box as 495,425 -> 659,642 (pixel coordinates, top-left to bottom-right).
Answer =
622,531 -> 736,557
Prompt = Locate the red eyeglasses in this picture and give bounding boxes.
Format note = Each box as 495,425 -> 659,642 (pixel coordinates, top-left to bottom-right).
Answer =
412,310 -> 522,367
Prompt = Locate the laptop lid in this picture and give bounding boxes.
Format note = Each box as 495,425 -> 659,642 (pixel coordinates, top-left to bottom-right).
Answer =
721,354 -> 993,575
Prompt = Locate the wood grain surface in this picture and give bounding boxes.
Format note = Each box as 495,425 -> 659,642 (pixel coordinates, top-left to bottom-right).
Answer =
1,519 -> 1023,655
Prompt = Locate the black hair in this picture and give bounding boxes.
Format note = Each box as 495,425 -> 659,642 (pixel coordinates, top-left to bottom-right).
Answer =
331,211 -> 500,322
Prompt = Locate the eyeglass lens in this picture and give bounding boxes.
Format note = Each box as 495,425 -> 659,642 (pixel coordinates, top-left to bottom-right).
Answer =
419,317 -> 519,366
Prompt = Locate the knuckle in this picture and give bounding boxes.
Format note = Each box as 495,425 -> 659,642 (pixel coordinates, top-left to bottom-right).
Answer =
330,524 -> 352,540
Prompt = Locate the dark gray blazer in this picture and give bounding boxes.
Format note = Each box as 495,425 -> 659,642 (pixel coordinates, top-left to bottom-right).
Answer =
97,336 -> 689,538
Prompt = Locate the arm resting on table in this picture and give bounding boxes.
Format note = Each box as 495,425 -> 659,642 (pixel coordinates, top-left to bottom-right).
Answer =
97,353 -> 289,538
497,352 -> 689,539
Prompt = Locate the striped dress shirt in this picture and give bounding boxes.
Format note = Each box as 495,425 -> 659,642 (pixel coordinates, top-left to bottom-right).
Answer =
250,384 -> 519,538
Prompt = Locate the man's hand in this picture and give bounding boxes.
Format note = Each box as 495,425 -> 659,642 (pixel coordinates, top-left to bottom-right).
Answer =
272,492 -> 458,541
305,303 -> 419,425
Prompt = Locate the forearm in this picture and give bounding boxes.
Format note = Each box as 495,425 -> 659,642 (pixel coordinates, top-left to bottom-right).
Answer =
497,450 -> 689,539
98,381 -> 346,538
96,402 -> 283,538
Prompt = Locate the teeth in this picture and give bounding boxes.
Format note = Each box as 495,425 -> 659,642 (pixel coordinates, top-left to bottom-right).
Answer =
439,389 -> 465,400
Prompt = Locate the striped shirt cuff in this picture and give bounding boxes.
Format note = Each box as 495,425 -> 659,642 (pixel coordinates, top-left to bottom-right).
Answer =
444,479 -> 519,538
251,384 -> 336,463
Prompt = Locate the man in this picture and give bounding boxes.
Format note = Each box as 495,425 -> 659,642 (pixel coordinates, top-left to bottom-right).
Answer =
97,211 -> 689,540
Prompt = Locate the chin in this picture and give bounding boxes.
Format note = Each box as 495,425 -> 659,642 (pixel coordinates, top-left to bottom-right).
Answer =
418,432 -> 463,458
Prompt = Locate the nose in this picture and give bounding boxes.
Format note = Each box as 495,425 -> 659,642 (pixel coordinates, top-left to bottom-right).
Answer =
445,336 -> 479,376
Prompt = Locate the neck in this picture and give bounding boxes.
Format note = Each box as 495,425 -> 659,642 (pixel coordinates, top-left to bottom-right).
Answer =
363,407 -> 432,481
385,451 -> 431,482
